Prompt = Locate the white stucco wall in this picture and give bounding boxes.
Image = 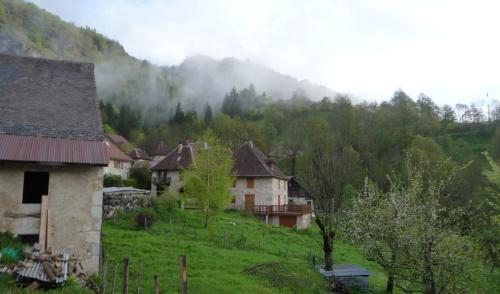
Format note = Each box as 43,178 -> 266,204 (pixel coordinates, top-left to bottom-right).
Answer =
230,176 -> 288,209
0,163 -> 104,273
104,160 -> 131,179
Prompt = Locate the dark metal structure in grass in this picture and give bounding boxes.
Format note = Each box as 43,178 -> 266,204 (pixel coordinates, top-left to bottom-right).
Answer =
319,264 -> 372,292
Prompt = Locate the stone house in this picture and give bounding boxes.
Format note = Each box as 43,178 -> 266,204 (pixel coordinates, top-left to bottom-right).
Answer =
104,136 -> 133,179
231,141 -> 311,229
150,141 -> 195,196
0,54 -> 108,273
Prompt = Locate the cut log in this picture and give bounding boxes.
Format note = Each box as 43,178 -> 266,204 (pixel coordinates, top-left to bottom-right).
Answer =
42,261 -> 57,282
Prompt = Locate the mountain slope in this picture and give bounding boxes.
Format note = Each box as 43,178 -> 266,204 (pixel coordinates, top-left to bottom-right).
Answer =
0,0 -> 335,115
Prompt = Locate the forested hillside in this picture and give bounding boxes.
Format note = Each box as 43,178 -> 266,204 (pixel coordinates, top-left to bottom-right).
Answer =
0,0 -> 333,116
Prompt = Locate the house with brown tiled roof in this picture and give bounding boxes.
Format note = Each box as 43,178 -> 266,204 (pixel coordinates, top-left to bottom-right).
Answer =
151,141 -> 171,161
150,141 -> 197,196
104,137 -> 133,179
231,141 -> 311,229
0,54 -> 108,273
128,148 -> 153,168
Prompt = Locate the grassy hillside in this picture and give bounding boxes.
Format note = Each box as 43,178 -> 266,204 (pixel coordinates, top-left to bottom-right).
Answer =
101,209 -> 387,294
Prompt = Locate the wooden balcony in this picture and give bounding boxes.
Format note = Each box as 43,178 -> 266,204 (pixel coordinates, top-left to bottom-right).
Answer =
253,204 -> 311,216
153,176 -> 171,185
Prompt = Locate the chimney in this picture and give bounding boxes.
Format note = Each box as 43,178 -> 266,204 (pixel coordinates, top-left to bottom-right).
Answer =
249,139 -> 253,148
265,158 -> 276,170
178,143 -> 183,153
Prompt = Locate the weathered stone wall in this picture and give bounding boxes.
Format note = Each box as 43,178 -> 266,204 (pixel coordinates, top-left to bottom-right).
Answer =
0,162 -> 103,274
103,189 -> 151,219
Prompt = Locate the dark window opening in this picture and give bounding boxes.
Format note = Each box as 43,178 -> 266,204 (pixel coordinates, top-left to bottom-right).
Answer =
22,171 -> 49,204
18,234 -> 39,245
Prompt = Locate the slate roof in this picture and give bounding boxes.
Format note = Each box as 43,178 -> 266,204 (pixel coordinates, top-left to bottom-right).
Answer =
152,141 -> 170,156
233,141 -> 288,179
0,54 -> 103,141
128,148 -> 152,161
151,142 -> 194,171
105,138 -> 132,162
0,54 -> 108,165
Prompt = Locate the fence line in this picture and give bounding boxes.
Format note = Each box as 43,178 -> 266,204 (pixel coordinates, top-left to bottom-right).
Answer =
99,255 -> 188,294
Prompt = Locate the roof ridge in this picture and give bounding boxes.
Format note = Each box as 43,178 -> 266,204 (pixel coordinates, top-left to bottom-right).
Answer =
247,143 -> 274,177
0,53 -> 95,68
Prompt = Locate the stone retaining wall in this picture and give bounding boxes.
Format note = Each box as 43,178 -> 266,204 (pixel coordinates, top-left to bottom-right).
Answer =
103,189 -> 151,219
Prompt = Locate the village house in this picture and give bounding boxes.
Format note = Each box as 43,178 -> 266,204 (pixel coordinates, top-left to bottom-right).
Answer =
231,141 -> 311,229
128,148 -> 153,168
104,136 -> 133,179
106,133 -> 134,153
150,141 -> 195,196
288,177 -> 313,205
151,141 -> 171,162
0,54 -> 108,273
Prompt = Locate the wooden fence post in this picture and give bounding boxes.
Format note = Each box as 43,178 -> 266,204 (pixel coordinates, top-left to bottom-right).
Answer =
179,255 -> 187,294
136,260 -> 142,294
154,275 -> 160,294
122,257 -> 130,294
111,263 -> 118,294
99,259 -> 107,294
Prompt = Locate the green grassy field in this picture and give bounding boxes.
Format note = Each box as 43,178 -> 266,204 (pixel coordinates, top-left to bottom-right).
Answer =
100,209 -> 388,294
1,208 -> 498,293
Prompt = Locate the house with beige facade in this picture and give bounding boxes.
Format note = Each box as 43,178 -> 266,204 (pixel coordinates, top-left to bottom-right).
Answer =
231,141 -> 311,229
104,136 -> 133,179
150,141 -> 194,196
0,54 -> 108,273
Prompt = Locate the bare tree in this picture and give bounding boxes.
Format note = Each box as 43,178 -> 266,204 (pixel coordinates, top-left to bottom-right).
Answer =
302,116 -> 360,270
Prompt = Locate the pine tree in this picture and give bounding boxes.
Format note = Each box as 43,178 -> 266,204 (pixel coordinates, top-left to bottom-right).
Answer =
203,102 -> 213,125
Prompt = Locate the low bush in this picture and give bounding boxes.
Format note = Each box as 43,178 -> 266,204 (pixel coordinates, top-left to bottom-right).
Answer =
103,174 -> 123,187
135,209 -> 156,229
153,190 -> 179,212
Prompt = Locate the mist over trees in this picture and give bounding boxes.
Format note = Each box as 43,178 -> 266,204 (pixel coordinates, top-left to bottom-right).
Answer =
1,0 -> 499,291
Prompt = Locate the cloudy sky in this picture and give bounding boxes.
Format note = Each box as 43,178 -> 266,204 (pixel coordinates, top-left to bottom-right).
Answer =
31,0 -> 499,104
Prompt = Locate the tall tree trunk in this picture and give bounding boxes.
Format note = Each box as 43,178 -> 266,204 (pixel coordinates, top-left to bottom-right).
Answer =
323,235 -> 333,270
423,242 -> 436,294
291,152 -> 297,177
386,271 -> 395,294
316,217 -> 334,270
386,249 -> 396,293
204,206 -> 209,228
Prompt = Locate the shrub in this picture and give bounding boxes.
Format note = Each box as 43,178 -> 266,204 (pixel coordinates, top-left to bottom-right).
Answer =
123,178 -> 137,187
103,174 -> 123,187
129,167 -> 151,189
153,190 -> 179,212
135,209 -> 156,229
0,232 -> 23,249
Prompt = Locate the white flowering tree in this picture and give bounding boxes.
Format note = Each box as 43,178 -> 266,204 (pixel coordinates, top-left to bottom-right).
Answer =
349,158 -> 478,294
